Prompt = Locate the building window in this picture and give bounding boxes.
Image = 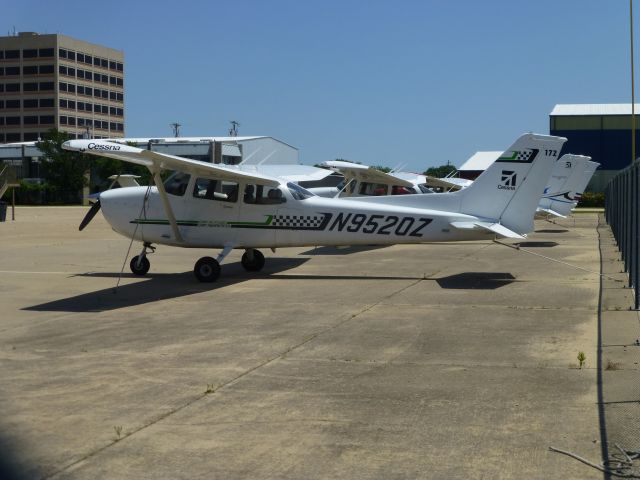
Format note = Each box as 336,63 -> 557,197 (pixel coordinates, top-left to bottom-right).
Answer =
67,84 -> 76,93
117,92 -> 123,102
0,117 -> 4,125
5,50 -> 19,59
84,87 -> 92,96
0,100 -> 4,108
24,132 -> 40,141
78,117 -> 85,127
39,65 -> 54,74
60,115 -> 67,125
24,99 -> 38,108
68,117 -> 76,126
68,100 -> 76,109
116,62 -> 123,72
59,82 -> 68,92
93,57 -> 101,67
5,66 -> 20,76
23,49 -> 37,58
109,76 -> 116,85
6,99 -> 20,109
0,67 -> 3,76
77,53 -> 84,63
40,98 -> 54,108
23,65 -> 38,75
6,133 -> 21,142
116,77 -> 123,87
59,48 -> 67,59
84,54 -> 92,65
67,51 -> 76,61
109,106 -> 116,115
40,115 -> 54,124
23,82 -> 38,92
59,99 -> 67,108
59,65 -> 67,75
101,90 -> 108,99
6,116 -> 20,125
77,86 -> 85,95
116,108 -> 123,116
0,84 -> 4,92
39,82 -> 54,91
39,48 -> 54,57
24,116 -> 38,125
101,59 -> 108,68
117,122 -> 124,131
5,83 -> 20,92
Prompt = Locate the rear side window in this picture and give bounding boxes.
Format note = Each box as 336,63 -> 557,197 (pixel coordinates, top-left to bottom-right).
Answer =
193,178 -> 238,202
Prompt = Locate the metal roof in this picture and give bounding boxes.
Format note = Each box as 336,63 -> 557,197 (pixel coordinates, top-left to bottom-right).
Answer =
550,104 -> 640,116
458,151 -> 502,171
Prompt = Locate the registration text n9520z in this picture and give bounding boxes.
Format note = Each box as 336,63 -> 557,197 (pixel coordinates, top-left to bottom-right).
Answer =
326,213 -> 432,237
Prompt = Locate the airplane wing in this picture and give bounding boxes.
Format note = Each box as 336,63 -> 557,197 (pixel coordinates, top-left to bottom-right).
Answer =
423,176 -> 472,191
320,161 -> 414,188
63,139 -> 281,186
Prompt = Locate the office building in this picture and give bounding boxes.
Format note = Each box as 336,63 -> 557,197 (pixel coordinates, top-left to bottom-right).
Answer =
0,32 -> 124,143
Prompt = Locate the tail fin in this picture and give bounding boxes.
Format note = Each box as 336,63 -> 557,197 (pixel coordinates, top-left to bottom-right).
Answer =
538,154 -> 592,217
458,133 -> 567,234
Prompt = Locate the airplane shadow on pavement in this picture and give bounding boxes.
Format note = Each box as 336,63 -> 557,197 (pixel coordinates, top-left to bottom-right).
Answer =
23,263 -> 518,313
23,257 -> 310,313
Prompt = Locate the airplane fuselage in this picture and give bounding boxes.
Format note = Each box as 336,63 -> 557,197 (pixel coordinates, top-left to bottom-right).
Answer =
99,185 -> 494,249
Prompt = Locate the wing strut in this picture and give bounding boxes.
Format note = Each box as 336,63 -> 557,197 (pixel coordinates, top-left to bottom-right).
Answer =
153,171 -> 184,243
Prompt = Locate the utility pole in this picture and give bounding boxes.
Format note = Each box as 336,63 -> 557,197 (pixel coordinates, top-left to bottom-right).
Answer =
229,120 -> 240,137
170,122 -> 181,138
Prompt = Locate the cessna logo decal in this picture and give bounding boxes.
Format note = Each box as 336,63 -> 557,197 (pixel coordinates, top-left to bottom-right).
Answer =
498,170 -> 516,190
87,142 -> 121,151
496,148 -> 538,164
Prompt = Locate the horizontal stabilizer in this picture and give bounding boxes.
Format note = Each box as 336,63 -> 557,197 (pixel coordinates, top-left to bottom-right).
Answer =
536,207 -> 566,218
450,221 -> 526,239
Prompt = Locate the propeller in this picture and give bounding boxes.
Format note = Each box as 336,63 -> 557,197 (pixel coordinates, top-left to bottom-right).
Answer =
79,199 -> 101,231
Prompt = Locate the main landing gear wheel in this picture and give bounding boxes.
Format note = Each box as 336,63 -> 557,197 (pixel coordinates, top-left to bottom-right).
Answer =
130,255 -> 150,276
194,256 -> 221,282
241,249 -> 265,272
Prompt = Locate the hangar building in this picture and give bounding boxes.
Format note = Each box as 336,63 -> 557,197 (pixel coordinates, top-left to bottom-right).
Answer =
549,103 -> 639,191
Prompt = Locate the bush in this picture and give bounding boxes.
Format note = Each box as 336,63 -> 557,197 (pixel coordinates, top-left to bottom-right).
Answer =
577,192 -> 604,208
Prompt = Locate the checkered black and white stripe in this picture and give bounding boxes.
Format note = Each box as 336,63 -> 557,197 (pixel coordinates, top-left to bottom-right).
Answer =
272,214 -> 325,229
516,150 -> 533,161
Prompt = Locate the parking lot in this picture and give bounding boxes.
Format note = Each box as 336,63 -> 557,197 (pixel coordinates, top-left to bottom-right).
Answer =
0,207 -> 609,479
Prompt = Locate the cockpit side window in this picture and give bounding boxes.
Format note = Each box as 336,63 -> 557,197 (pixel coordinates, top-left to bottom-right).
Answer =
244,183 -> 287,204
164,172 -> 191,196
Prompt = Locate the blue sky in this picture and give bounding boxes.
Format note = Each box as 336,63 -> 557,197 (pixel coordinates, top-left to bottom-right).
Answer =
5,0 -> 634,170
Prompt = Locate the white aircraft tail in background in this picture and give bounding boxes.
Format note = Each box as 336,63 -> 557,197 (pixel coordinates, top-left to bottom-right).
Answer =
537,155 -> 598,217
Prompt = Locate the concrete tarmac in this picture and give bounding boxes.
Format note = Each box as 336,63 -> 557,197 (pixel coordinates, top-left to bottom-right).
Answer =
0,208 -> 605,479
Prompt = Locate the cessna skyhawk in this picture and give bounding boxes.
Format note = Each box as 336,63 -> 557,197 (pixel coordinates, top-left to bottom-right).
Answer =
63,133 -> 565,282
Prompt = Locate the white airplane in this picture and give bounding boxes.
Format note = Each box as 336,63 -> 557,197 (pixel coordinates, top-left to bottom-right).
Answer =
63,133 -> 565,282
314,161 -> 436,197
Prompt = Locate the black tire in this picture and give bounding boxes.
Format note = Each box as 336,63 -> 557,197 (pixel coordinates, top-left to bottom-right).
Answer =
130,255 -> 150,276
194,256 -> 221,282
241,249 -> 265,272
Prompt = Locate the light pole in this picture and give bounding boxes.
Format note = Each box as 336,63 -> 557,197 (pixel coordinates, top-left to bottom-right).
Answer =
632,0 -> 636,164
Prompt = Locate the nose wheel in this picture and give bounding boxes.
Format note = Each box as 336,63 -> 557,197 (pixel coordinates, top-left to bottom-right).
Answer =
130,242 -> 154,276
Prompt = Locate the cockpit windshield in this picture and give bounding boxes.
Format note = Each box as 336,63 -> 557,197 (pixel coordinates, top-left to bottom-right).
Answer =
287,182 -> 315,200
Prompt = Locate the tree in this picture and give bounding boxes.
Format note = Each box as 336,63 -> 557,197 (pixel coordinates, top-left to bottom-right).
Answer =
371,165 -> 392,173
36,129 -> 89,203
424,163 -> 456,178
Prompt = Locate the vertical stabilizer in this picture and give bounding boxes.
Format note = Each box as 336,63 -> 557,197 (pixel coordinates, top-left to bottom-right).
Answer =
458,133 -> 567,234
